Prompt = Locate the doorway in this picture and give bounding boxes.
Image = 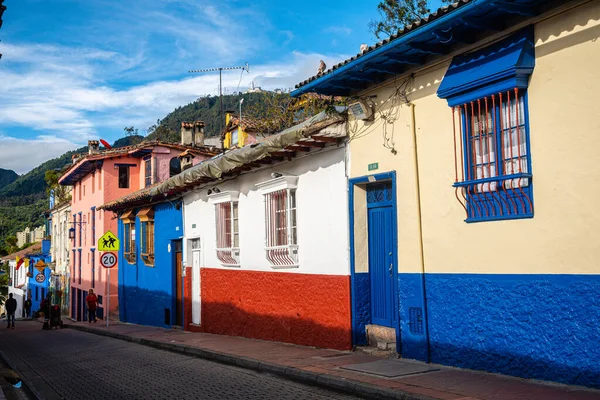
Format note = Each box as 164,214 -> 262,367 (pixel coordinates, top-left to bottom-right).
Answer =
190,237 -> 201,325
173,240 -> 183,327
366,182 -> 396,328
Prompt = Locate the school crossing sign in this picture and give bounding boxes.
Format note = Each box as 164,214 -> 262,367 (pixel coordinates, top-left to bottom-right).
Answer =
98,231 -> 120,252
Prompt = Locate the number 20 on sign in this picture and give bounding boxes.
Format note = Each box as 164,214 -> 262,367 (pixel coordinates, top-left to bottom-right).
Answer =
100,252 -> 117,269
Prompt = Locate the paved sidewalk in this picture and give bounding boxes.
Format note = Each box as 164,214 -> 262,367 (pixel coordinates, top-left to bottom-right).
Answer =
66,321 -> 600,400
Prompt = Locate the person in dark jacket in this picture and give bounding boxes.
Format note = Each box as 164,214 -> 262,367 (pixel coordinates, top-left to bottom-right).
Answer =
5,293 -> 17,329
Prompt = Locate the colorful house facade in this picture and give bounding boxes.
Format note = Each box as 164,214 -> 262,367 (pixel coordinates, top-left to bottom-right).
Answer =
292,0 -> 600,388
48,199 -> 72,315
101,111 -> 352,349
2,242 -> 42,318
59,140 -> 216,322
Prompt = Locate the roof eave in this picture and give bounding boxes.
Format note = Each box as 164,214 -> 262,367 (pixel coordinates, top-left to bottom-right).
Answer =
291,0 -> 480,97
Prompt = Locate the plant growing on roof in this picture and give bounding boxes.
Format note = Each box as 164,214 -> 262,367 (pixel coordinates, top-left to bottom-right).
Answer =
369,0 -> 454,40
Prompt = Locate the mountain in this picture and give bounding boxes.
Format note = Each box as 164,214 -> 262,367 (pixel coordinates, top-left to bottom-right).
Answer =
0,168 -> 18,191
0,91 -> 294,251
0,136 -> 141,250
146,92 -> 292,141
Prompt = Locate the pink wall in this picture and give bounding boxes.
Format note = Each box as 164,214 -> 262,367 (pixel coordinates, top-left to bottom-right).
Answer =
70,155 -> 142,320
68,145 -> 214,321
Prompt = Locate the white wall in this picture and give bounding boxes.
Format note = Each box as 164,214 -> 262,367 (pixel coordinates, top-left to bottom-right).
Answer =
51,204 -> 71,276
183,147 -> 350,276
8,260 -> 27,317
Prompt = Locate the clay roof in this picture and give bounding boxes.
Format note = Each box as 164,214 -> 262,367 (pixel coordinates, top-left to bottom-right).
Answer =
59,140 -> 218,186
1,242 -> 43,262
100,111 -> 347,212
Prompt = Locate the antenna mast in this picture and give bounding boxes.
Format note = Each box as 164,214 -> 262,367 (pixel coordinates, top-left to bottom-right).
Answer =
189,62 -> 250,135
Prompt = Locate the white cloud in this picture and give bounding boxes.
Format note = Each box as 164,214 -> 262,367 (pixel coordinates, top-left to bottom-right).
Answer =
0,0 -> 350,174
323,26 -> 353,35
0,135 -> 80,175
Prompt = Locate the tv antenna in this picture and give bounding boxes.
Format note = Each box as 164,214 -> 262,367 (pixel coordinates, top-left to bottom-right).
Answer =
189,62 -> 250,134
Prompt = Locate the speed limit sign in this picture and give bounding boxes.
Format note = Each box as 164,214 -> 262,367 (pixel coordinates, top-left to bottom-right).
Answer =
100,252 -> 118,268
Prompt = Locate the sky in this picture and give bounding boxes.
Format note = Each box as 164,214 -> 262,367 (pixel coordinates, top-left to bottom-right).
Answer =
0,0 -> 386,174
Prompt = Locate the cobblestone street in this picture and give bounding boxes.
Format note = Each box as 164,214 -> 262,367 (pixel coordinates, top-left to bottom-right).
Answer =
0,322 -> 363,400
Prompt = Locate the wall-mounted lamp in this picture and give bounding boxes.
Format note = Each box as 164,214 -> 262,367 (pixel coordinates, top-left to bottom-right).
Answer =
271,172 -> 297,179
68,227 -> 76,240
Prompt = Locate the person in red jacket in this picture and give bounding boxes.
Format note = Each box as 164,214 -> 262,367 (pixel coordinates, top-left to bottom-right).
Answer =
86,289 -> 98,323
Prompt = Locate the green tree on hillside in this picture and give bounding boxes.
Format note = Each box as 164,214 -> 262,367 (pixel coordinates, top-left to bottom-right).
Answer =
369,0 -> 454,39
45,170 -> 71,204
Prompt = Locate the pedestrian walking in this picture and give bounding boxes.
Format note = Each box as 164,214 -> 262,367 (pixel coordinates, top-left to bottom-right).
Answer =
86,289 -> 98,323
5,294 -> 17,329
24,298 -> 32,319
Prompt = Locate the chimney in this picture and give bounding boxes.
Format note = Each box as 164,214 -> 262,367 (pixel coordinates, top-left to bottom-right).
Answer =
193,121 -> 205,146
225,111 -> 236,127
88,140 -> 100,155
179,152 -> 194,171
181,122 -> 193,146
72,153 -> 81,164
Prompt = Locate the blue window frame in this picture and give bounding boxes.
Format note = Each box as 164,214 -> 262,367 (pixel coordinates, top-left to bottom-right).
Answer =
78,249 -> 82,285
91,207 -> 96,244
78,212 -> 82,247
72,213 -> 77,244
438,29 -> 535,223
72,249 -> 76,282
91,249 -> 95,289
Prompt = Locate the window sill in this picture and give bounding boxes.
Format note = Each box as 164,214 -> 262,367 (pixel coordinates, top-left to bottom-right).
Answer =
465,213 -> 533,224
141,254 -> 155,267
452,173 -> 532,188
266,245 -> 299,269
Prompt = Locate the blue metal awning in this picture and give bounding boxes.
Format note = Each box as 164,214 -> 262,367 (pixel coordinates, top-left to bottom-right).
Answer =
291,0 -> 561,97
437,27 -> 534,106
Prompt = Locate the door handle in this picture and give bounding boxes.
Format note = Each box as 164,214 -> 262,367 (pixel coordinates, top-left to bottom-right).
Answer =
389,263 -> 393,277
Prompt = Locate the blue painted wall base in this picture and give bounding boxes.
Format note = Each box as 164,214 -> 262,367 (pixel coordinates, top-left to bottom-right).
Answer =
352,273 -> 370,346
399,273 -> 600,388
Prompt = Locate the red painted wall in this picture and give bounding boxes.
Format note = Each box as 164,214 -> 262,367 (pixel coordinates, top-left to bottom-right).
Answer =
183,267 -> 193,331
201,268 -> 352,350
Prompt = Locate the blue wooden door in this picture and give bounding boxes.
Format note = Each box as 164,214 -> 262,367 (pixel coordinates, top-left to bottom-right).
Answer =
368,206 -> 395,327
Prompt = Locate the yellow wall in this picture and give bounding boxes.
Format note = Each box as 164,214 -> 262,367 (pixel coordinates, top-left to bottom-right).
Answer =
350,2 -> 600,275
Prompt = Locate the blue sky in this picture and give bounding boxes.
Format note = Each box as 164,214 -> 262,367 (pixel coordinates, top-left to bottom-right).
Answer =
0,0 -> 443,174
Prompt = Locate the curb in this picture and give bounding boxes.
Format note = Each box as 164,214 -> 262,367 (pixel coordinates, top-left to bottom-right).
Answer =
65,323 -> 436,400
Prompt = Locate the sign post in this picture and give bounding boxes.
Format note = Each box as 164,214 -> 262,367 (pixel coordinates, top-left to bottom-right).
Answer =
98,231 -> 120,328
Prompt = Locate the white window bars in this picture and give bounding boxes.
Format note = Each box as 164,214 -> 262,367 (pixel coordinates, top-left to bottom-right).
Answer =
264,188 -> 298,268
209,191 -> 240,267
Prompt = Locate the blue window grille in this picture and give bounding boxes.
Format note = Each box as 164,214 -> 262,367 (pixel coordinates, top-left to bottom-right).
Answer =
438,29 -> 534,223
91,249 -> 95,289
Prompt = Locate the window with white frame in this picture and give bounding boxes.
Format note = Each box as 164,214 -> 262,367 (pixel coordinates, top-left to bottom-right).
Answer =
208,191 -> 240,266
256,176 -> 299,268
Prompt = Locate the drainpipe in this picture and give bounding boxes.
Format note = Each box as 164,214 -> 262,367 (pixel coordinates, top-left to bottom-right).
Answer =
410,103 -> 431,362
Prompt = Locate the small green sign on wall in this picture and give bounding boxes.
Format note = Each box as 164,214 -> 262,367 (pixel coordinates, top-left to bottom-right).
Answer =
368,162 -> 379,171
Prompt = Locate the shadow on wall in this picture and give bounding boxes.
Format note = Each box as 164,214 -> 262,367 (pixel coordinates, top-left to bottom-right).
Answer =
201,268 -> 352,351
421,273 -> 600,389
535,4 -> 600,58
119,286 -> 175,329
201,300 -> 352,351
